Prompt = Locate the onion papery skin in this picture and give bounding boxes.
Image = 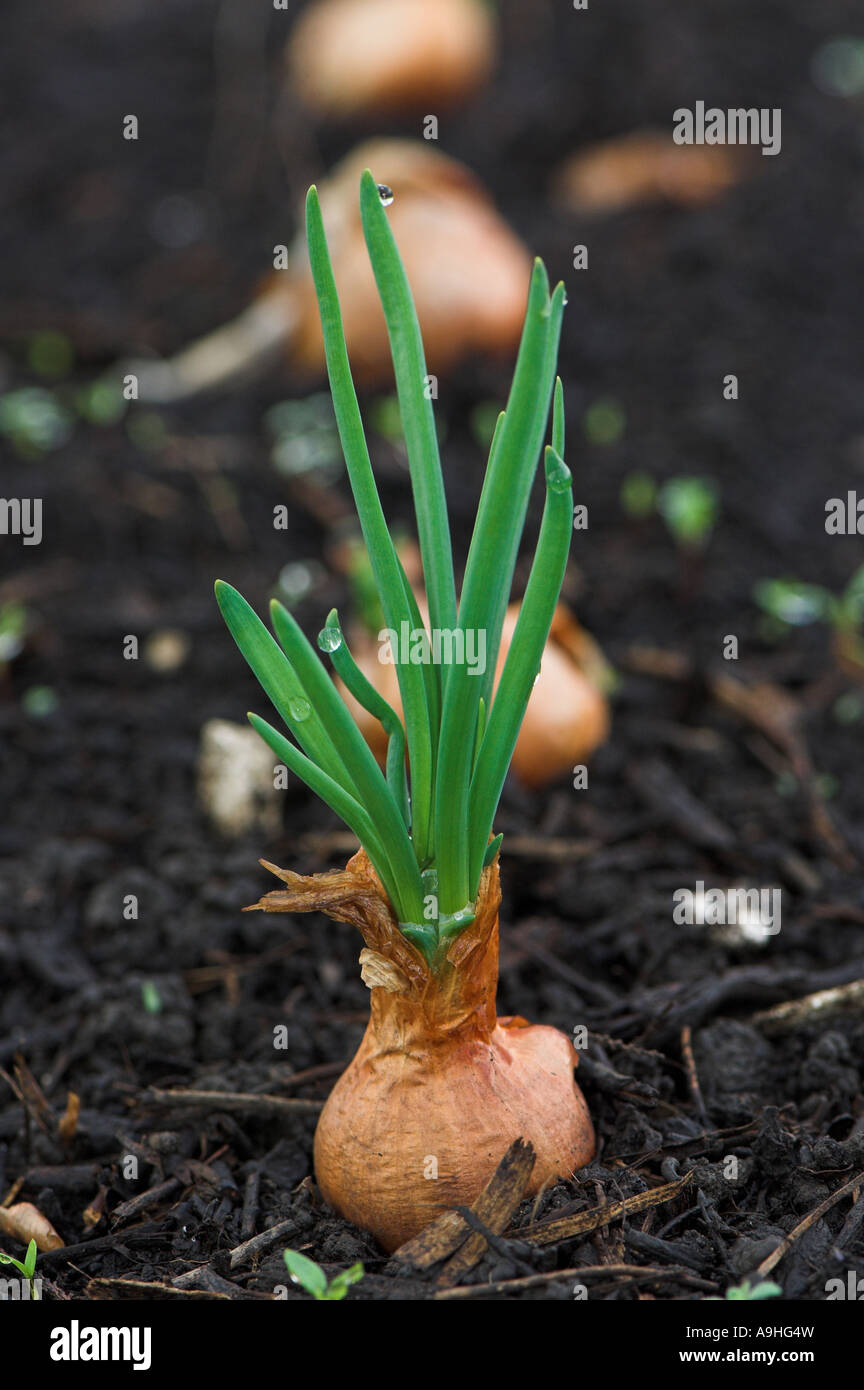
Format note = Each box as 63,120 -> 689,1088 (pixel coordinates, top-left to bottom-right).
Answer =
249,850 -> 595,1252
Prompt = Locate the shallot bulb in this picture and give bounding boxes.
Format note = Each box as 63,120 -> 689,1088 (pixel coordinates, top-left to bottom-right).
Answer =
337,598 -> 611,790
249,850 -> 595,1252
286,0 -> 496,118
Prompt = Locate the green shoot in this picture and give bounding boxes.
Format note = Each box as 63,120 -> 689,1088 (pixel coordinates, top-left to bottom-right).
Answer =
0,602 -> 28,667
141,981 -> 162,1014
754,565 -> 864,635
754,565 -> 864,673
283,1249 -> 364,1301
619,470 -> 657,520
753,577 -> 832,627
657,476 -> 718,551
216,172 -> 573,964
0,1239 -> 40,1299
0,386 -> 74,456
707,1278 -> 782,1302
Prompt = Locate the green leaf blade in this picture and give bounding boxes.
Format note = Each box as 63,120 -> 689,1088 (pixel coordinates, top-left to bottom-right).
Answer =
434,266 -> 565,914
359,169 -> 457,643
305,187 -> 435,862
215,580 -> 357,797
468,444 -> 574,892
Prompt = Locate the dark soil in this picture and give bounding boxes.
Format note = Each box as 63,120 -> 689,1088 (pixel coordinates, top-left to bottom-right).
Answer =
1,0 -> 863,1301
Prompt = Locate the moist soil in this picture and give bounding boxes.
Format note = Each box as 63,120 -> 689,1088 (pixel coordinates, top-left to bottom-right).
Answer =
1,0 -> 863,1300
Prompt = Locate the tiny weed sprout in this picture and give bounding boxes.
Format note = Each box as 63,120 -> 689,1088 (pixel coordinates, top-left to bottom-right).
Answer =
0,1239 -> 40,1299
708,1278 -> 782,1302
754,564 -> 864,675
657,476 -> 718,552
0,602 -> 28,668
283,1249 -> 364,1301
216,171 -> 594,1250
619,469 -> 657,520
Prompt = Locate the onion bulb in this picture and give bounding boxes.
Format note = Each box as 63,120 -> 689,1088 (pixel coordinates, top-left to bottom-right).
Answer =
337,597 -> 611,789
249,849 -> 595,1252
553,130 -> 742,214
128,141 -> 530,402
275,140 -> 531,382
286,0 -> 496,118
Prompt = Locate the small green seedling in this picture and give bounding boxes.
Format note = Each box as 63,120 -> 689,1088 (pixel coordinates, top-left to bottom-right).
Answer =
283,1248 -> 364,1301
0,602 -> 28,668
754,565 -> 864,675
140,981 -> 162,1015
619,469 -> 657,520
711,1278 -> 783,1301
0,1239 -> 40,1299
620,472 -> 718,551
0,386 -> 74,456
657,476 -> 718,551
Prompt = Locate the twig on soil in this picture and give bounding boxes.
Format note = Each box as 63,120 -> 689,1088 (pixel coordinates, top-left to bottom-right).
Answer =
227,1217 -> 301,1270
750,978 -> 864,1034
37,1222 -> 164,1266
755,1169 -> 864,1279
392,1138 -> 536,1278
834,1185 -> 864,1250
575,1052 -> 660,1102
241,1170 -> 261,1240
680,1025 -> 707,1122
437,1142 -> 536,1286
142,1088 -> 323,1116
510,1171 -> 693,1247
87,1277 -> 232,1300
445,1204 -> 537,1281
111,1178 -> 182,1222
624,1225 -> 712,1274
434,1262 -> 715,1300
602,960 -> 864,1044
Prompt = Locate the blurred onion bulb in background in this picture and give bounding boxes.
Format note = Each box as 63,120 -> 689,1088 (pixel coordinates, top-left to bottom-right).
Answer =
286,0 -> 496,117
129,141 -> 530,402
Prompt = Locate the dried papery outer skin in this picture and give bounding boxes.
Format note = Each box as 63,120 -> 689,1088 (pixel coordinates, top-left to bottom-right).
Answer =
249,850 -> 595,1252
0,1202 -> 64,1252
266,140 -> 531,383
286,0 -> 495,118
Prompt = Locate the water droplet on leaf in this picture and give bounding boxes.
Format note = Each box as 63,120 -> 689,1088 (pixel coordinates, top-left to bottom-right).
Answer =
317,625 -> 342,654
546,453 -> 572,494
289,697 -> 311,722
376,183 -> 394,207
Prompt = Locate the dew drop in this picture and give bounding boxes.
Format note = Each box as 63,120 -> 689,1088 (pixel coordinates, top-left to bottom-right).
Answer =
546,453 -> 572,494
288,697 -> 311,722
376,183 -> 394,207
317,625 -> 343,654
